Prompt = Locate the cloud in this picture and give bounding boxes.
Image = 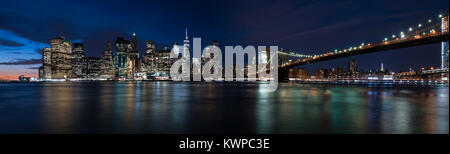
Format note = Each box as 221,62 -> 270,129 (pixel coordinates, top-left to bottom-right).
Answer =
0,58 -> 41,65
27,66 -> 41,69
0,38 -> 24,47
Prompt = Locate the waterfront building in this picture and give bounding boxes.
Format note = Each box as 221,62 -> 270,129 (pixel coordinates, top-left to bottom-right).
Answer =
289,68 -> 309,79
330,68 -> 345,78
153,49 -> 175,78
201,41 -> 220,76
296,68 -> 309,79
42,47 -> 52,79
72,43 -> 85,78
114,37 -> 132,78
141,40 -> 176,79
183,28 -> 190,58
129,33 -> 140,79
38,66 -> 44,79
50,37 -> 73,79
142,40 -> 156,78
180,29 -> 190,80
100,41 -> 115,79
82,57 -> 101,79
315,68 -> 329,79
348,59 -> 357,74
146,40 -> 156,54
146,47 -> 176,79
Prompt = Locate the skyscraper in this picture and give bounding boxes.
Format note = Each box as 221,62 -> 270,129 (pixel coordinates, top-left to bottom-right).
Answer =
82,57 -> 101,79
142,40 -> 176,79
100,41 -> 115,79
132,32 -> 137,51
42,47 -> 52,79
72,43 -> 85,78
129,33 -> 140,79
50,37 -> 72,79
142,40 -> 156,77
201,41 -> 220,75
348,59 -> 357,74
183,28 -> 190,58
115,37 -> 131,78
146,40 -> 155,54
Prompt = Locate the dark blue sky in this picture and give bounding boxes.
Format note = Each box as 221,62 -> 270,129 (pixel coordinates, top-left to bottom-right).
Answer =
0,0 -> 448,78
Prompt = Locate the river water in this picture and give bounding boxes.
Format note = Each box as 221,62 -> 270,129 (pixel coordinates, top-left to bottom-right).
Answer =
0,82 -> 448,134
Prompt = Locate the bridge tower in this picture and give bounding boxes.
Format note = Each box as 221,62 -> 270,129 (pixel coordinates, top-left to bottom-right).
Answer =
278,52 -> 291,81
441,14 -> 449,70
441,14 -> 449,80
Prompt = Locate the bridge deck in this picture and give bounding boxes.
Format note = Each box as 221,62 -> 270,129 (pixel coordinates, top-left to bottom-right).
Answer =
280,32 -> 449,69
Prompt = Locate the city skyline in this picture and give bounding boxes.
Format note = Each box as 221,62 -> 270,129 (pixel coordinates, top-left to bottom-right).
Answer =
1,0 -> 449,79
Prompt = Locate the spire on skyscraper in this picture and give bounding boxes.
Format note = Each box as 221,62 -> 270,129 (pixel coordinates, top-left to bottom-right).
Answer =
106,41 -> 111,51
185,28 -> 188,40
183,28 -> 190,45
132,32 -> 137,51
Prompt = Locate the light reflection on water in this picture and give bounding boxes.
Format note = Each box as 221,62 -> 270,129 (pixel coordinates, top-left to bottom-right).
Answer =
0,82 -> 448,134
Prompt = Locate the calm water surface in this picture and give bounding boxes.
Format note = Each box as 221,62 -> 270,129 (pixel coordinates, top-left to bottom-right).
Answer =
0,82 -> 448,134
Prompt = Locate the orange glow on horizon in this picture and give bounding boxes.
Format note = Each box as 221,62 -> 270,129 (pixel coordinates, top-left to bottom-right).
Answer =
0,72 -> 38,80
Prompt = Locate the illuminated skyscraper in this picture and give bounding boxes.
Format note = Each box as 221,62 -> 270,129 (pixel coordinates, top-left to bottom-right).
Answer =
183,28 -> 190,58
129,33 -> 140,79
115,37 -> 132,78
177,29 -> 190,80
201,41 -> 220,76
50,37 -> 72,79
348,59 -> 357,74
132,32 -> 137,51
72,43 -> 85,78
100,41 -> 115,79
146,40 -> 155,54
42,47 -> 52,79
82,57 -> 101,79
142,40 -> 155,76
142,41 -> 176,79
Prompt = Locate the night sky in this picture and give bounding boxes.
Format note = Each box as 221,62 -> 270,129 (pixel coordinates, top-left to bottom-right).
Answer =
0,0 -> 448,79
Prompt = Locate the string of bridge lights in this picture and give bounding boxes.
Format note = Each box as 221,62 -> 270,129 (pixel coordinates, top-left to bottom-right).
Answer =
383,13 -> 445,42
284,12 -> 447,61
